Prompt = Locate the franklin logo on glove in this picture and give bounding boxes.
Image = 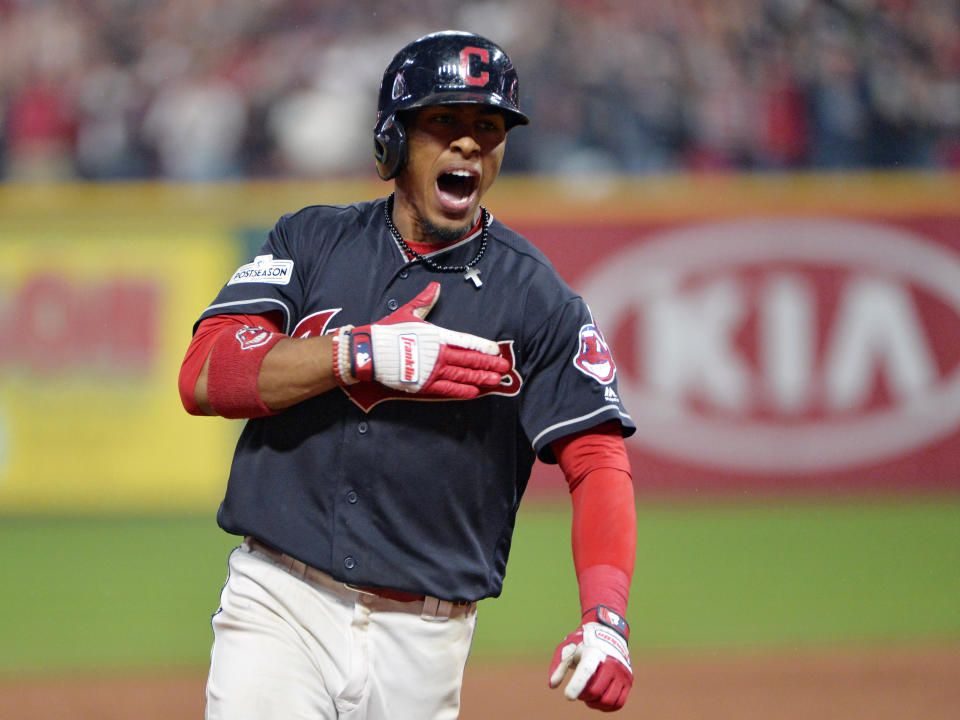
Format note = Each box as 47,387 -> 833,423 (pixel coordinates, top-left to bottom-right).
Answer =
332,282 -> 508,399
400,333 -> 419,383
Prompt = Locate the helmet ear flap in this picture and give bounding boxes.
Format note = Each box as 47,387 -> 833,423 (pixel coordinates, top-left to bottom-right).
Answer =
374,114 -> 407,181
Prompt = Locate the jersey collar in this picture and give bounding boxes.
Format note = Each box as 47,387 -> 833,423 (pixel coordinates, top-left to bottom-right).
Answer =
386,208 -> 493,264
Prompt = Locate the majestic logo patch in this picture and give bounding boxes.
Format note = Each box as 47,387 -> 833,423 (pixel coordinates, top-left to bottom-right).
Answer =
235,326 -> 273,350
574,324 -> 616,384
227,254 -> 294,286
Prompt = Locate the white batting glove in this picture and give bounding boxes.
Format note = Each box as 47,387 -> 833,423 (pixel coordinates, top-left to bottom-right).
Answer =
332,282 -> 509,399
549,605 -> 633,712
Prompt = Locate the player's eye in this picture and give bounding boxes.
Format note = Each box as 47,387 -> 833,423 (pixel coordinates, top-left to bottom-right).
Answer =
477,119 -> 506,139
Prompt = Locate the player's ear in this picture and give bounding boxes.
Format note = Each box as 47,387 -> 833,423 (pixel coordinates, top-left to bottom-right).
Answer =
375,113 -> 408,180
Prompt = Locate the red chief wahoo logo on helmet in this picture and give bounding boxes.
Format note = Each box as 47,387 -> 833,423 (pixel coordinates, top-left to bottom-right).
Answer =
574,323 -> 616,384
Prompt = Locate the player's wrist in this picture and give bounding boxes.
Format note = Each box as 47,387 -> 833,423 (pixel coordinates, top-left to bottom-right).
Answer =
332,325 -> 359,385
349,326 -> 375,383
581,604 -> 630,642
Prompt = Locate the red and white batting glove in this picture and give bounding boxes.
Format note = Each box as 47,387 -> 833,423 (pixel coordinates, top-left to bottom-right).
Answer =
331,281 -> 509,399
549,605 -> 633,712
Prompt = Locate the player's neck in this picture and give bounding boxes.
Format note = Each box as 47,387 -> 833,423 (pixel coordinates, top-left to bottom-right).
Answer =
402,214 -> 483,257
387,193 -> 482,253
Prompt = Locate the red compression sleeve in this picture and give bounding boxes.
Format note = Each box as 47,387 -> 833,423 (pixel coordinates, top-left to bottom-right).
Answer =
552,421 -> 636,617
178,313 -> 283,417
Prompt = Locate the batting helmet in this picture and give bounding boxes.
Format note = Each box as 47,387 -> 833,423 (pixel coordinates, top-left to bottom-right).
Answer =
374,31 -> 529,180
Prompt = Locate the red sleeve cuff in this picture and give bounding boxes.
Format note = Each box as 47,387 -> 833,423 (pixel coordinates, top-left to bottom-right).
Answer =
178,313 -> 283,416
207,325 -> 284,418
551,420 -> 631,493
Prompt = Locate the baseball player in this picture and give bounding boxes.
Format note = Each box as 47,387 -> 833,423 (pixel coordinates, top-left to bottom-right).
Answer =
179,31 -> 637,719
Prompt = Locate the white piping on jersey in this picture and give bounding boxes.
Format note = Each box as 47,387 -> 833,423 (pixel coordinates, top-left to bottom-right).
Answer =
531,405 -> 634,450
204,298 -> 293,335
389,213 -> 492,263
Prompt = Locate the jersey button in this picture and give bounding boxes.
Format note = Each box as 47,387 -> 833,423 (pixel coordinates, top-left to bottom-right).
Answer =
346,490 -> 358,504
344,556 -> 356,570
357,421 -> 368,434
399,269 -> 409,279
387,298 -> 399,311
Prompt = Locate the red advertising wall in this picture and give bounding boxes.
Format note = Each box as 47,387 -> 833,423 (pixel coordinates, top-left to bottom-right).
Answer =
2,176 -> 956,509
492,176 -> 960,496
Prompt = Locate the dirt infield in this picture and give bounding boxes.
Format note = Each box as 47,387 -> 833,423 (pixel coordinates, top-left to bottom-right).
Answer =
3,645 -> 959,720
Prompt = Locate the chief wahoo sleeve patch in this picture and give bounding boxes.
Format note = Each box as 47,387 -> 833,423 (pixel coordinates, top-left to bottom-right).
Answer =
573,323 -> 616,384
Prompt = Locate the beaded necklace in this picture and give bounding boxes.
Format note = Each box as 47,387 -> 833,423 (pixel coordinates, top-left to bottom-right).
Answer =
384,193 -> 488,287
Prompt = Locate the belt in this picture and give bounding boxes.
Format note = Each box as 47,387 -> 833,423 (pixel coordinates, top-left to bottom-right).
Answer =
243,537 -> 474,620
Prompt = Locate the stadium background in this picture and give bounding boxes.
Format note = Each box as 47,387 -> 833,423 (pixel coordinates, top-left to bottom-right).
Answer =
1,1 -> 958,718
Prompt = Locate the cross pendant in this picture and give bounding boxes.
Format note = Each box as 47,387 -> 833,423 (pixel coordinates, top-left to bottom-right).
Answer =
464,266 -> 482,288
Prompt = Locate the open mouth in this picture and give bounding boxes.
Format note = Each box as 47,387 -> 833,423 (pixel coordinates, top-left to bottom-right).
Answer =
435,169 -> 479,212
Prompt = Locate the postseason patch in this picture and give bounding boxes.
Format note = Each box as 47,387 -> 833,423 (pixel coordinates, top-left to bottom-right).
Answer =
573,323 -> 616,384
227,254 -> 294,285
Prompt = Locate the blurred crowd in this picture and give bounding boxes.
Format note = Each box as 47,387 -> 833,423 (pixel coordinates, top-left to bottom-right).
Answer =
1,0 -> 958,182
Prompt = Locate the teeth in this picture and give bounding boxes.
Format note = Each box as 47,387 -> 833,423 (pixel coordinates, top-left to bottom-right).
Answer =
449,170 -> 473,177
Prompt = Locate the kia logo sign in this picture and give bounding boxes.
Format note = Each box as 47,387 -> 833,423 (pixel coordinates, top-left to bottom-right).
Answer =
581,219 -> 960,472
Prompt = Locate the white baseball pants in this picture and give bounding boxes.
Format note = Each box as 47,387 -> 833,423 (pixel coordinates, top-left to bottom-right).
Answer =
205,540 -> 477,720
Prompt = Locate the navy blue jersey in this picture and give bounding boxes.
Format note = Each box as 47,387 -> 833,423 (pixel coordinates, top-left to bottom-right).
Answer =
197,197 -> 634,602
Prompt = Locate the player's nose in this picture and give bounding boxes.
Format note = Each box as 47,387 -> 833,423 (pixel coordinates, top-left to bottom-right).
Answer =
450,132 -> 481,157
